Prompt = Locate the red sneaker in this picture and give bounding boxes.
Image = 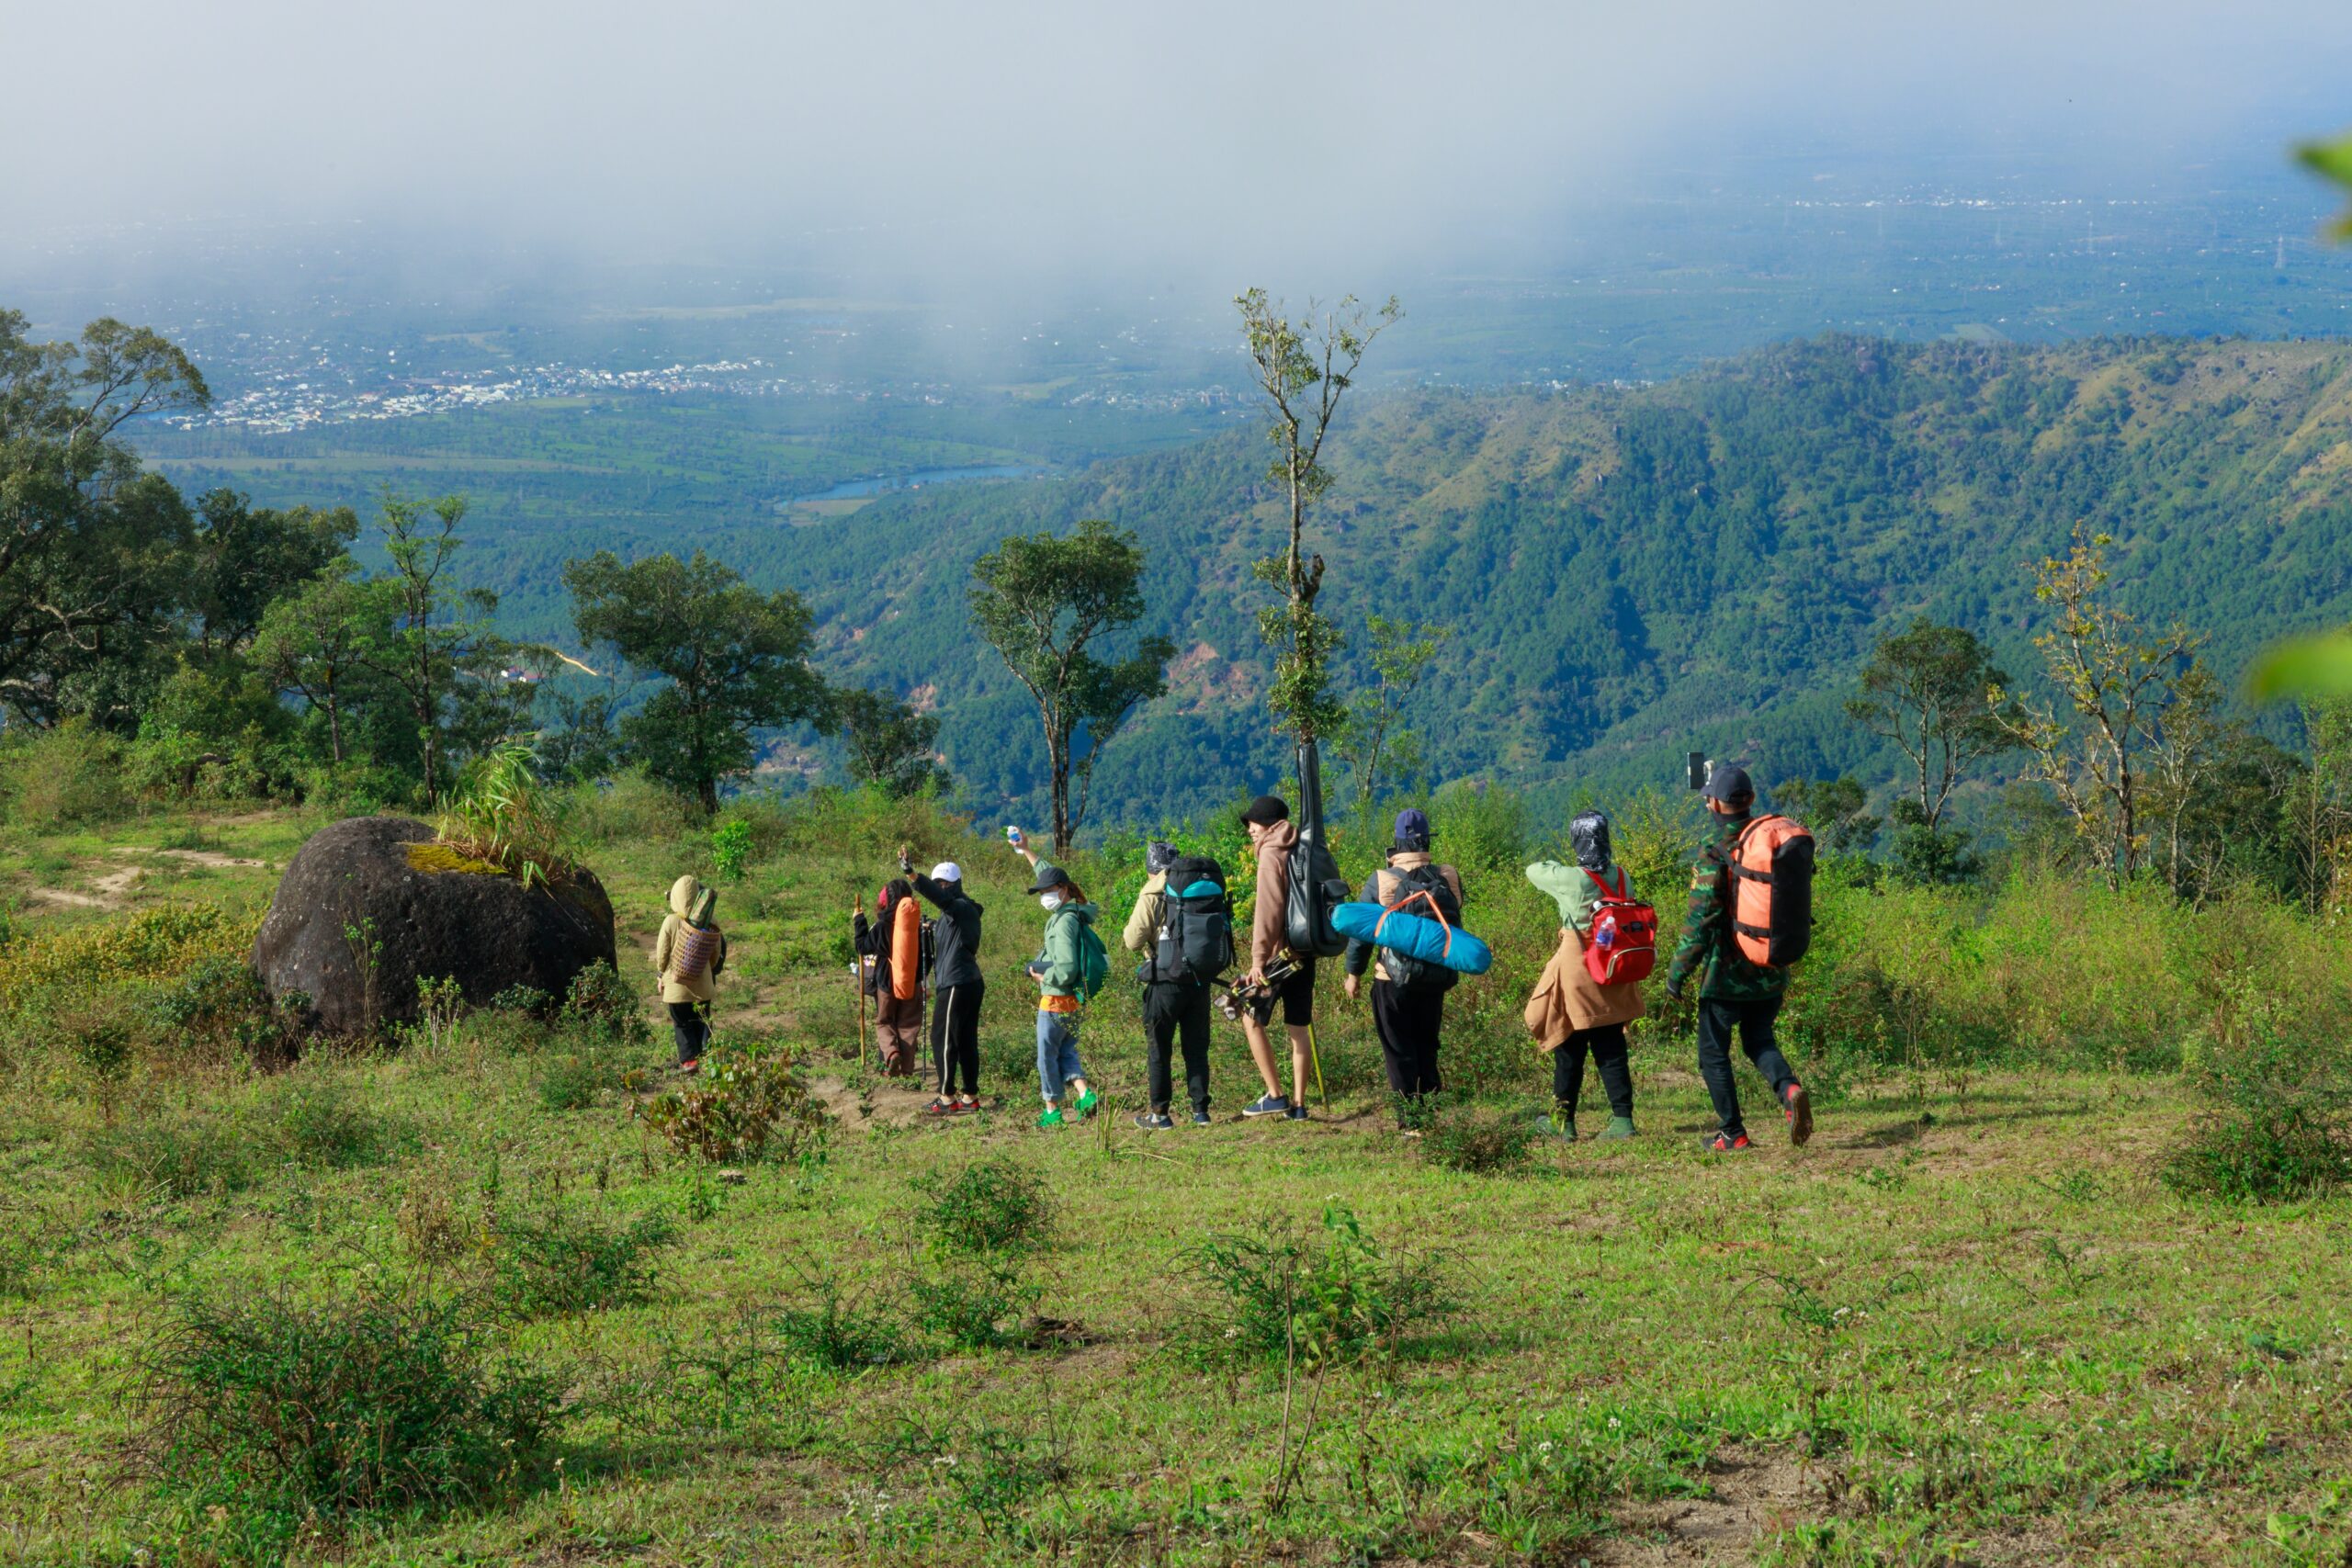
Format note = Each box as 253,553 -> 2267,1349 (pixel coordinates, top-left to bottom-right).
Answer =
1705,1131 -> 1752,1153
1784,1083 -> 1814,1147
922,1098 -> 957,1118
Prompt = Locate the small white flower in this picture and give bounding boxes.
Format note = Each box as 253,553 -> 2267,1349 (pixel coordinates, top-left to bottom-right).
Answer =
1608,1416 -> 1621,1429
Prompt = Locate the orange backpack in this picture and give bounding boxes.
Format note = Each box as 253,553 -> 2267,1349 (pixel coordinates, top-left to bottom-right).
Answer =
889,892 -> 922,1000
1728,816 -> 1815,967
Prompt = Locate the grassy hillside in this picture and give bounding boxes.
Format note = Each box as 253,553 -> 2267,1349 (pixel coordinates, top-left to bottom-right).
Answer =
2,788 -> 2348,1564
765,334 -> 2352,827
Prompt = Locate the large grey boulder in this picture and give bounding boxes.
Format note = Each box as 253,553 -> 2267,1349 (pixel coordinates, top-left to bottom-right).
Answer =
254,815 -> 617,1036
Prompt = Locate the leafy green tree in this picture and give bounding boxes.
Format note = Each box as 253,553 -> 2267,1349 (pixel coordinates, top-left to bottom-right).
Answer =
836,686 -> 950,800
1993,530 -> 2210,883
564,548 -> 830,814
362,491 -> 516,803
534,683 -> 623,784
1774,775 -> 1882,856
251,563 -> 386,767
1887,799 -> 1982,886
968,519 -> 1171,852
1847,617 -> 2014,831
1337,615 -> 1449,825
1235,288 -> 1400,743
187,490 -> 357,657
0,310 -> 209,725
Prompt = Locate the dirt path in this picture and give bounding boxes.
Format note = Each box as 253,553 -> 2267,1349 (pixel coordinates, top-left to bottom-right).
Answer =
1581,1445 -> 1814,1564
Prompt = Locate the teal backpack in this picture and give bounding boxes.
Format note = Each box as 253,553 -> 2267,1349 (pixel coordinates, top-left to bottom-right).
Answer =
1075,919 -> 1112,1003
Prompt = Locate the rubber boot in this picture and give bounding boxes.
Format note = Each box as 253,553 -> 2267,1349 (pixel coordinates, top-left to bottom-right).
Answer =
1600,1115 -> 1636,1140
1546,1105 -> 1578,1142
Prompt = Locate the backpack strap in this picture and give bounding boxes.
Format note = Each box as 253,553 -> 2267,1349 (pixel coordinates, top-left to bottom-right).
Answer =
1582,866 -> 1629,901
1728,818 -> 1781,884
1372,888 -> 1454,963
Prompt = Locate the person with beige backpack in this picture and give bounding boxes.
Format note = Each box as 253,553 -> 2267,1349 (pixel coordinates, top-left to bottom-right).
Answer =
1523,810 -> 1653,1141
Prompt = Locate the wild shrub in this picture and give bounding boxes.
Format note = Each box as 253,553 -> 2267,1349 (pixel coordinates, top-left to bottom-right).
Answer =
132,1279 -> 562,1553
567,767 -> 696,845
537,1049 -> 624,1111
710,818 -> 754,883
489,982 -> 553,1017
490,1202 -> 676,1317
148,955 -> 300,1066
1182,1203 -> 1455,1369
639,1037 -> 824,1164
85,1111 -> 254,1199
564,960 -> 648,1045
433,743 -> 579,889
913,1156 -> 1055,1257
1418,1100 -> 1537,1175
911,1261 -> 1042,1351
772,1270 -> 910,1371
249,1077 -> 401,1170
2163,1029 -> 2352,1201
0,902 -> 252,1010
0,718 -> 130,826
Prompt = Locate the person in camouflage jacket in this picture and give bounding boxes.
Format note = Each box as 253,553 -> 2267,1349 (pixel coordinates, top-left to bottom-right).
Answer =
1666,764 -> 1815,1152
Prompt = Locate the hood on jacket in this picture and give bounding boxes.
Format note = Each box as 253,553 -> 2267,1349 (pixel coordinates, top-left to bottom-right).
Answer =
1255,818 -> 1300,857
1568,811 -> 1612,872
670,874 -> 717,924
1052,900 -> 1101,925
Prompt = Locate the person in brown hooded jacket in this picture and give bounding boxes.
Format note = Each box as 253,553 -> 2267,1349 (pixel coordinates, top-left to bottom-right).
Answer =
1238,795 -> 1313,1120
653,874 -> 727,1071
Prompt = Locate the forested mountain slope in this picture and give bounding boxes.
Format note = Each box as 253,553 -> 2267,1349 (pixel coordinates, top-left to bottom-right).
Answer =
774,334 -> 2352,827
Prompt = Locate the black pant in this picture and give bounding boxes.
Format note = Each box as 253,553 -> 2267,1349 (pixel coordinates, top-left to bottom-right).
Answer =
667,1001 -> 710,1066
1696,997 -> 1797,1137
1554,1024 -> 1634,1118
1370,978 -> 1445,1111
933,978 -> 985,1097
1143,981 -> 1212,1114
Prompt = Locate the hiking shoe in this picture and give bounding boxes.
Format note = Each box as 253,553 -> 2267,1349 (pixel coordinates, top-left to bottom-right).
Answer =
1600,1115 -> 1637,1141
1783,1083 -> 1815,1147
1191,1108 -> 1213,1126
1285,1104 -> 1309,1122
1074,1088 -> 1102,1117
954,1097 -> 980,1114
1241,1094 -> 1292,1118
1705,1131 -> 1752,1153
1134,1110 -> 1175,1132
922,1098 -> 957,1118
1037,1107 -> 1066,1130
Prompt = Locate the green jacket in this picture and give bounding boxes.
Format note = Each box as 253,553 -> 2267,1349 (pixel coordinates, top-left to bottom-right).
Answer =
1665,815 -> 1789,1003
1029,902 -> 1102,998
1525,859 -> 1632,936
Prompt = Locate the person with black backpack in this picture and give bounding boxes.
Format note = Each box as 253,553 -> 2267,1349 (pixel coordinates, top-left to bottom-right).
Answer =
1342,809 -> 1464,1129
902,845 -> 986,1117
1122,840 -> 1233,1129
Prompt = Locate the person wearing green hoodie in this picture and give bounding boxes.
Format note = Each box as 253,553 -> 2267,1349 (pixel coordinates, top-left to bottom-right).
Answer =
1525,810 -> 1641,1141
1011,834 -> 1102,1130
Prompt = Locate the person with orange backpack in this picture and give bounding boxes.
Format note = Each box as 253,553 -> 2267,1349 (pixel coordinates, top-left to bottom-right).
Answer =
1523,809 -> 1650,1141
1665,763 -> 1816,1153
853,879 -> 928,1077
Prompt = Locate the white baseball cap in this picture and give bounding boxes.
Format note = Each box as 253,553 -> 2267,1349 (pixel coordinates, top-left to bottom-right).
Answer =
930,862 -> 963,883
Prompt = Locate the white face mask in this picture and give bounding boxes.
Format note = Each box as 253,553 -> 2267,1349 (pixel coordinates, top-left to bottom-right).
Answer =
1039,892 -> 1066,911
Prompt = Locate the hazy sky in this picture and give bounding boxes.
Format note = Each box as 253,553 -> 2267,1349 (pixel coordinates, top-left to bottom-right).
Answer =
6,0 -> 2350,285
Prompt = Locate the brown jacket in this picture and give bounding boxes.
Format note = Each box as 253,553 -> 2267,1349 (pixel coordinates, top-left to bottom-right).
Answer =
1249,819 -> 1298,974
1524,927 -> 1645,1048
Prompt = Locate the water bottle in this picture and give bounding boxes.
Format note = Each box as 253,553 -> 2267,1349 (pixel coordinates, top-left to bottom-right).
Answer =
1003,825 -> 1023,848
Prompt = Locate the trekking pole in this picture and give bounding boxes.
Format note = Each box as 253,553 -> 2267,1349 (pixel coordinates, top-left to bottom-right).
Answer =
851,906 -> 868,1066
1306,1021 -> 1328,1109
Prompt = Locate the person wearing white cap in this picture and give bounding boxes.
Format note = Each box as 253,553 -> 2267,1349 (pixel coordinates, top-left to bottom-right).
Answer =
903,844 -> 987,1115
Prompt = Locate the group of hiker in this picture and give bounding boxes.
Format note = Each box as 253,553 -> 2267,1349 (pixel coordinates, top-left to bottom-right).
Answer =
654,761 -> 1817,1151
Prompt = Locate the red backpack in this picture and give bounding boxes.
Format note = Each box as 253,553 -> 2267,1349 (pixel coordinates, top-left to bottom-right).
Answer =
1581,868 -> 1657,986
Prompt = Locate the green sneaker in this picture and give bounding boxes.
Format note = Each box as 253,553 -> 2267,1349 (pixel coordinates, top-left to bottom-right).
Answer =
1037,1107 -> 1066,1129
1074,1088 -> 1101,1117
1600,1115 -> 1636,1141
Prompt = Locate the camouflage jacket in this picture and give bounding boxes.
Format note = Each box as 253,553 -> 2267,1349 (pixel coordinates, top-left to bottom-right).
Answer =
1665,814 -> 1789,1003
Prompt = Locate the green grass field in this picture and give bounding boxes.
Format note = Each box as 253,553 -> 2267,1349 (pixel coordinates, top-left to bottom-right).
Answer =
0,798 -> 2346,1565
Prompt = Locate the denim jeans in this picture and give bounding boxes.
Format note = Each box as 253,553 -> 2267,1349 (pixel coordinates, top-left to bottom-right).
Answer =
1035,1010 -> 1086,1104
1696,998 -> 1797,1137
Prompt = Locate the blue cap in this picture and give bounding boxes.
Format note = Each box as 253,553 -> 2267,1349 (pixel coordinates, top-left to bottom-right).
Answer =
1393,808 -> 1431,852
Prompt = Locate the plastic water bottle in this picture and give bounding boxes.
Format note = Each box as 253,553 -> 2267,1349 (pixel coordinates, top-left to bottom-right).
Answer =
1003,825 -> 1023,848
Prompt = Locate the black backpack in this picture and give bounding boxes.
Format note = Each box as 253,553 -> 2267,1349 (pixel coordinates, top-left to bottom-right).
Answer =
1284,742 -> 1351,959
1374,863 -> 1462,990
1152,854 -> 1235,985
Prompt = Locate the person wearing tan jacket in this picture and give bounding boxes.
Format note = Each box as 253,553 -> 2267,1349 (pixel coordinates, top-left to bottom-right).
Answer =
652,874 -> 728,1071
1342,808 -> 1464,1126
1523,811 -> 1644,1140
1238,795 -> 1312,1120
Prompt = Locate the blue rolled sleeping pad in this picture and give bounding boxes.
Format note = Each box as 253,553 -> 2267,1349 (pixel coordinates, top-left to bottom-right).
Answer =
1329,901 -> 1494,976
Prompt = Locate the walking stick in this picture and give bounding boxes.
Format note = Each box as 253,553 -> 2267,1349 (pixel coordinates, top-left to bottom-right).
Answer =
1306,1021 -> 1328,1108
851,904 -> 869,1066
